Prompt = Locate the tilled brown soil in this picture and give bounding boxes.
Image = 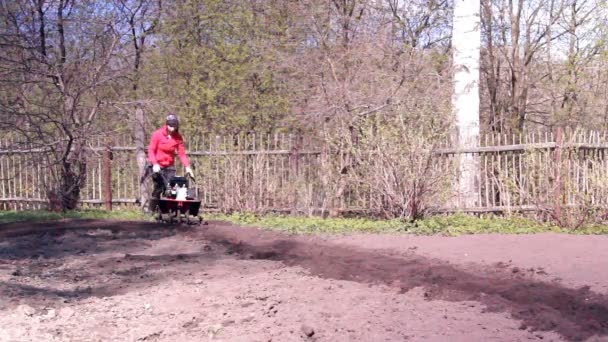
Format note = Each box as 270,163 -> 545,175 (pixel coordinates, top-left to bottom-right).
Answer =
0,219 -> 607,342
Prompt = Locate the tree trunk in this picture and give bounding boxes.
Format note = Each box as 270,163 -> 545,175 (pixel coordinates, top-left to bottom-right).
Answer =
48,141 -> 87,212
60,159 -> 86,210
134,105 -> 149,210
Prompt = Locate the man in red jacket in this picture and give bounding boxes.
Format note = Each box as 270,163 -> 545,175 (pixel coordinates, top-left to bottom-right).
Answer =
148,114 -> 194,200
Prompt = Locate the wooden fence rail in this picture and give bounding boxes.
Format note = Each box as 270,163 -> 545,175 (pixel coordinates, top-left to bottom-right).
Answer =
1,129 -> 608,216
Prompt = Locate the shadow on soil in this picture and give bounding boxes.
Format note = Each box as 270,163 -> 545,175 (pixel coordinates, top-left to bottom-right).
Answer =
0,219 -> 225,310
204,221 -> 608,342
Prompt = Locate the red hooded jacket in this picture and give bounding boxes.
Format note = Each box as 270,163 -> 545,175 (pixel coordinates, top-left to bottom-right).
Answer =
148,126 -> 191,168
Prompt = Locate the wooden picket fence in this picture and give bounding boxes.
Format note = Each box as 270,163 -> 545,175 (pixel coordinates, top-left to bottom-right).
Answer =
436,128 -> 608,213
1,128 -> 608,216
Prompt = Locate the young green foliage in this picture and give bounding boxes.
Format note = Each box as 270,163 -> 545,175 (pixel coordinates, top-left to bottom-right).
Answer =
140,0 -> 291,134
209,212 -> 608,236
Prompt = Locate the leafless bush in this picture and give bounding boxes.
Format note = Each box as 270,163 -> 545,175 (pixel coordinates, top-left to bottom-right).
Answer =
486,129 -> 608,228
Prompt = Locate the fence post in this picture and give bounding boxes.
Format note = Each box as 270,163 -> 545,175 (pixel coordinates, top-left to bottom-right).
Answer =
553,127 -> 564,220
103,146 -> 113,211
289,133 -> 300,215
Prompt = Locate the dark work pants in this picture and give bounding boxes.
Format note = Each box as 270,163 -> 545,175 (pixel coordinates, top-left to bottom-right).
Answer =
149,166 -> 176,212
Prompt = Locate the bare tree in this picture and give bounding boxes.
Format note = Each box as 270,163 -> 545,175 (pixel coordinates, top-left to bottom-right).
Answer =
480,0 -> 607,132
558,0 -> 605,127
480,0 -> 567,132
114,0 -> 162,209
0,0 -> 124,210
386,0 -> 452,50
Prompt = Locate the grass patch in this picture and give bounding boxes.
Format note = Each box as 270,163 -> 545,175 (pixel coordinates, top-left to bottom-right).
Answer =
210,212 -> 405,234
0,209 -> 147,224
209,212 -> 608,236
5,210 -> 606,235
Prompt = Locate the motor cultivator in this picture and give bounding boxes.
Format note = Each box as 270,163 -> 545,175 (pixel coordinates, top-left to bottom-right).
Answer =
149,172 -> 204,225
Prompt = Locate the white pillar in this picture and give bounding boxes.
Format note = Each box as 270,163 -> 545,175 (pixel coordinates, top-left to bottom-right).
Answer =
452,0 -> 481,208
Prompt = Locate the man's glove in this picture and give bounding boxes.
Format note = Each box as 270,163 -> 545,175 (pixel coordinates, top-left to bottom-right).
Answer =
185,166 -> 194,178
152,164 -> 161,173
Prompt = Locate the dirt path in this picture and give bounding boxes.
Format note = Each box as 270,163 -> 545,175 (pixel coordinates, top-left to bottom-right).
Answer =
0,220 -> 607,341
